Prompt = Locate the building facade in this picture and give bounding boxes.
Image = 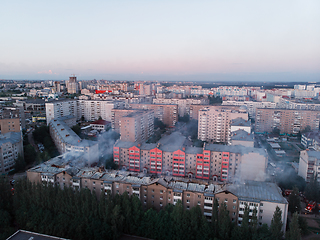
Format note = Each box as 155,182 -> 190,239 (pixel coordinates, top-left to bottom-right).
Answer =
198,106 -> 248,143
0,132 -> 24,173
27,156 -> 287,231
113,132 -> 267,182
129,103 -> 178,127
49,116 -> 98,165
255,109 -> 320,135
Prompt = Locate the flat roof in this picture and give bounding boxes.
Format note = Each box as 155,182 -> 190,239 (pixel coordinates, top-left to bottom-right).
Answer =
231,117 -> 251,127
226,181 -> 287,204
231,130 -> 254,141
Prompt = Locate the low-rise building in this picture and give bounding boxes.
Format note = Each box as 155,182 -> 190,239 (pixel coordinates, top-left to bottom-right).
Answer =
90,119 -> 111,131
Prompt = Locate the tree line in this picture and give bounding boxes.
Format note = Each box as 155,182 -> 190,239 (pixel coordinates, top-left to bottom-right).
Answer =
0,177 -> 305,240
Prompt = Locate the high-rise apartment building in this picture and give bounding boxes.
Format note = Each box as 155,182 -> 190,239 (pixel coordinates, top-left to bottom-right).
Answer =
198,106 -> 248,143
45,99 -> 78,125
129,103 -> 178,127
153,98 -> 209,117
77,100 -> 125,122
120,110 -> 154,143
255,109 -> 320,135
67,76 -> 79,94
298,150 -> 320,183
0,132 -> 23,173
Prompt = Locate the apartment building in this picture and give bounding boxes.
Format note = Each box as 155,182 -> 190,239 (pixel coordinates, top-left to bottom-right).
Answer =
129,103 -> 178,127
113,132 -> 267,181
153,98 -> 209,117
46,99 -> 78,125
198,106 -> 248,143
189,104 -> 210,120
301,131 -> 320,151
120,110 -> 154,143
255,109 -> 320,135
0,131 -> 24,173
27,156 -> 287,231
278,98 -> 320,111
222,101 -> 276,119
77,100 -> 125,122
67,76 -> 79,94
298,150 -> 320,183
48,116 -> 98,165
0,106 -> 25,129
0,118 -> 20,135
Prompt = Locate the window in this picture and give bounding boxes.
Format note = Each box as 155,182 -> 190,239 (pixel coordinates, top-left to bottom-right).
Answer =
187,200 -> 190,203
260,210 -> 263,213
233,199 -> 236,203
127,186 -> 129,190
198,201 -> 201,205
187,193 -> 190,197
152,189 -> 154,192
260,203 -> 263,207
152,195 -> 154,198
160,190 -> 163,194
169,191 -> 171,194
233,206 -> 236,209
225,198 -> 228,202
259,216 -> 262,220
198,195 -> 201,199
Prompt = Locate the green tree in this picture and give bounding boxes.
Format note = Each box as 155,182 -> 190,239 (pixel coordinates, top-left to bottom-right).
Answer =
24,144 -> 37,165
305,174 -> 320,202
298,216 -> 308,235
287,212 -> 301,240
14,154 -> 26,172
270,206 -> 283,240
219,202 -> 231,240
212,198 -> 219,238
288,187 -> 301,214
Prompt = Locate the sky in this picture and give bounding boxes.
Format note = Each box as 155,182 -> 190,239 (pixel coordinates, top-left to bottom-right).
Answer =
0,0 -> 319,82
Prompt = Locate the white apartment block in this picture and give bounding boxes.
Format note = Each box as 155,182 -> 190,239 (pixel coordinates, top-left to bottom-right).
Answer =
77,100 -> 125,122
153,98 -> 209,117
198,106 -> 248,143
222,101 -> 276,119
278,98 -> 320,111
298,150 -> 320,183
46,100 -> 78,125
0,132 -> 23,173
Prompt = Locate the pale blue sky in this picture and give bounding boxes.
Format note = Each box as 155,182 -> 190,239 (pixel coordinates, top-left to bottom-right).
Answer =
0,0 -> 319,81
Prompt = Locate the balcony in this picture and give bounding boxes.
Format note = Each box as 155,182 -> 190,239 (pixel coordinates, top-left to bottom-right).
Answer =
204,205 -> 213,210
204,199 -> 213,204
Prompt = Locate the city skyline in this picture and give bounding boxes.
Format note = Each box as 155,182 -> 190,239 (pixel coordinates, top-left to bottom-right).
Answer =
1,0 -> 319,82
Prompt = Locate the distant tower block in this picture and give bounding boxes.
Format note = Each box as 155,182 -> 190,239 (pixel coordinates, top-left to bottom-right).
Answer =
67,75 -> 79,94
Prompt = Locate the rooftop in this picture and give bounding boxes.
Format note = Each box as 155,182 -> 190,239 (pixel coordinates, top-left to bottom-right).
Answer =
0,131 -> 22,146
231,130 -> 254,142
91,119 -> 111,125
231,117 -> 251,127
225,181 -> 287,204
